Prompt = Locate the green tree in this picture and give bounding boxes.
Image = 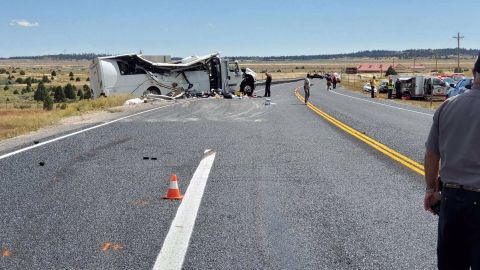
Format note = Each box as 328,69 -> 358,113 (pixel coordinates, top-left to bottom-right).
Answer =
86,77 -> 90,81
19,70 -> 26,75
25,85 -> 32,93
3,85 -> 9,91
34,82 -> 48,101
42,75 -> 51,83
83,84 -> 92,99
69,77 -> 74,81
43,95 -> 54,110
385,66 -> 398,76
15,77 -> 24,84
77,89 -> 84,99
51,70 -> 57,76
24,77 -> 32,86
0,68 -> 6,74
75,77 -> 81,82
13,89 -> 19,94
64,83 -> 76,100
54,86 -> 66,102
69,71 -> 74,77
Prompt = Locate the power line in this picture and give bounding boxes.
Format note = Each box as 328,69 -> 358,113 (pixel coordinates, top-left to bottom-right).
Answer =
452,32 -> 465,71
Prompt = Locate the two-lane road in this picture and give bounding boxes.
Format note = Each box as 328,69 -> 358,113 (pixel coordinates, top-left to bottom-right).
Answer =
1,81 -> 438,269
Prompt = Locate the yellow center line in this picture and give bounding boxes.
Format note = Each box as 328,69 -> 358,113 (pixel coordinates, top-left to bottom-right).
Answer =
295,88 -> 425,176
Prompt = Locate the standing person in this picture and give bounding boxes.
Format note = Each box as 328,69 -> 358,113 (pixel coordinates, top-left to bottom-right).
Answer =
387,78 -> 394,99
370,76 -> 377,98
326,76 -> 332,91
264,72 -> 272,97
395,78 -> 402,99
332,76 -> 337,89
424,54 -> 480,269
304,77 -> 311,105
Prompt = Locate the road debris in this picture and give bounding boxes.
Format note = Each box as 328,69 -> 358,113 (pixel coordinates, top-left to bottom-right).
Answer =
100,242 -> 124,252
2,248 -> 11,257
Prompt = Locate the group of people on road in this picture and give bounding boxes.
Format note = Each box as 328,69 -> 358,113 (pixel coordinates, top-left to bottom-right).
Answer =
303,74 -> 340,104
326,75 -> 338,90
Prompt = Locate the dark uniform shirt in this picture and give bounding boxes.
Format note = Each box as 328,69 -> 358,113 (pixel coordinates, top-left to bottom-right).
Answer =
426,85 -> 480,188
266,75 -> 272,86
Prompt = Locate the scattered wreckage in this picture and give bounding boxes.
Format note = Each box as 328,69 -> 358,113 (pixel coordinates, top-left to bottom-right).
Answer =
89,52 -> 257,100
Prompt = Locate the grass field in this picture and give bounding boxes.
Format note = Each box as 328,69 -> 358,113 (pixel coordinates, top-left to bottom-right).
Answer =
0,95 -> 130,140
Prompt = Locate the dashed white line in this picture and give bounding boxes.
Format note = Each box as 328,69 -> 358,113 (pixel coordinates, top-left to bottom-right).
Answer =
330,89 -> 434,117
152,149 -> 216,270
0,102 -> 185,161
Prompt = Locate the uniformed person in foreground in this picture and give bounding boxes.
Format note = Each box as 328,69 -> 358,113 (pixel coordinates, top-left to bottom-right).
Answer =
424,54 -> 480,269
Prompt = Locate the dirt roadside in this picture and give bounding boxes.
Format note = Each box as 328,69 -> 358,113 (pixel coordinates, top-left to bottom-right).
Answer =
0,100 -> 173,153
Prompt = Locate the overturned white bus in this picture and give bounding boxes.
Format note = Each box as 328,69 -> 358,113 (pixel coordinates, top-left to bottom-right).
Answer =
88,52 -> 256,98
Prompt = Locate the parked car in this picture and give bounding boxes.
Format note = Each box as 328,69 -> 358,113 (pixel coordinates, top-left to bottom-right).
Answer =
307,73 -> 324,79
378,80 -> 389,93
363,82 -> 377,93
447,77 -> 473,98
442,77 -> 455,87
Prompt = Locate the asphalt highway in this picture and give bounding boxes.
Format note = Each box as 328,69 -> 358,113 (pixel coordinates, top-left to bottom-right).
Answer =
0,81 -> 438,269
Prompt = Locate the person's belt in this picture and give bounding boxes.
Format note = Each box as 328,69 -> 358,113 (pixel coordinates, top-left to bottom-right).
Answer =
444,182 -> 480,193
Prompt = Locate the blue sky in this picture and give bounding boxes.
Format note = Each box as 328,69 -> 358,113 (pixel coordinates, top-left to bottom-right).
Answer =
1,0 -> 478,57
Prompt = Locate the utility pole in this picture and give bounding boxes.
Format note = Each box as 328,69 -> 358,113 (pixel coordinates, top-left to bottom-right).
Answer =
413,57 -> 416,74
453,32 -> 464,72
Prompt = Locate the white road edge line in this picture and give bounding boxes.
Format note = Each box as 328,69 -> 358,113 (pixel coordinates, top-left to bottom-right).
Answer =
0,102 -> 184,161
330,89 -> 434,117
152,149 -> 216,270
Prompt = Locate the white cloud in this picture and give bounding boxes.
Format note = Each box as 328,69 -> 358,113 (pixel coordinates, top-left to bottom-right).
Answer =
10,19 -> 39,27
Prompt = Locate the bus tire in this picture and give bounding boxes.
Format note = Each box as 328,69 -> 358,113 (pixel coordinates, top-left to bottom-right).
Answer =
145,87 -> 161,95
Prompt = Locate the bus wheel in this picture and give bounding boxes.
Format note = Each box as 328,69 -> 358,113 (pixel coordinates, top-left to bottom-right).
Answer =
241,81 -> 254,96
145,87 -> 161,95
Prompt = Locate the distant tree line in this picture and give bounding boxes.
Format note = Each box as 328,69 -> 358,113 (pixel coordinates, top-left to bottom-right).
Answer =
1,48 -> 478,62
0,53 -> 109,61
230,48 -> 480,61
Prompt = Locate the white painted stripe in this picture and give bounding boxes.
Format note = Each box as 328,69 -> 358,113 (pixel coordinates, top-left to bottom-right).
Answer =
0,101 -> 187,161
330,89 -> 434,117
152,150 -> 216,270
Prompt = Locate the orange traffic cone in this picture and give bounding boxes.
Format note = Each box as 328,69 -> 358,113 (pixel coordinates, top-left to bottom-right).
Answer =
163,174 -> 183,200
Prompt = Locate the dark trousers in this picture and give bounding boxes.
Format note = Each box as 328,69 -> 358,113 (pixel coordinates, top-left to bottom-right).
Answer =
438,187 -> 480,270
396,89 -> 402,99
387,89 -> 393,99
371,86 -> 375,98
304,89 -> 310,103
333,82 -> 337,89
264,84 -> 271,97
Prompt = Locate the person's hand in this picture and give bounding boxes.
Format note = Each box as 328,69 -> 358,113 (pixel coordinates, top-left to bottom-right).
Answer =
424,191 -> 441,214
